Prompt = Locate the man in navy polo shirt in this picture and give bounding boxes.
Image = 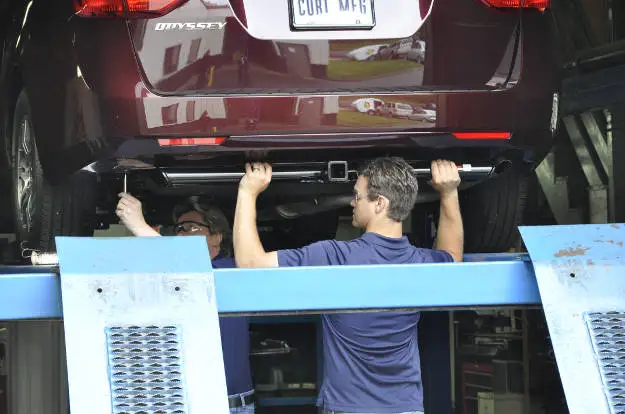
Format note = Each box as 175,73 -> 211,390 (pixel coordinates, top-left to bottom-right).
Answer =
232,157 -> 463,414
116,196 -> 256,413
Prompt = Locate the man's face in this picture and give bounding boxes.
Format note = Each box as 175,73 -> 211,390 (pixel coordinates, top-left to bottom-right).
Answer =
175,210 -> 222,259
350,176 -> 376,228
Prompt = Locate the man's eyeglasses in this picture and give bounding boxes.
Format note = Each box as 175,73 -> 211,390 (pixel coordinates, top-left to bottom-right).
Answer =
174,221 -> 210,234
353,190 -> 383,203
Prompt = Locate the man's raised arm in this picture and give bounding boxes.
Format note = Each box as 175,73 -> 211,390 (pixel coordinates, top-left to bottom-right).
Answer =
233,162 -> 279,268
431,160 -> 464,262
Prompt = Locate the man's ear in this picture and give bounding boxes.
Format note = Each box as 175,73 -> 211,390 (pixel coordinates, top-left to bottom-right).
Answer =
375,196 -> 388,215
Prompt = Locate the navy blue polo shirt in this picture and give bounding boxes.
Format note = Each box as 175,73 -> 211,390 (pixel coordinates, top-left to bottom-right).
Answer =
213,256 -> 254,396
277,232 -> 453,413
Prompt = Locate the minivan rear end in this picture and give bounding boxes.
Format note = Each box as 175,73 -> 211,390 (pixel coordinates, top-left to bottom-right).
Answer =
69,0 -> 553,142
16,0 -> 556,181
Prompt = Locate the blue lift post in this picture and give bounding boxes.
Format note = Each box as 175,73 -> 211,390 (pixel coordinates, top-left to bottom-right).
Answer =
0,223 -> 622,413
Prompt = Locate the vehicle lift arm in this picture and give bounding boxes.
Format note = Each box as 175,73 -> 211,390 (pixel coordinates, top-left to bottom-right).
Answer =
0,223 -> 622,414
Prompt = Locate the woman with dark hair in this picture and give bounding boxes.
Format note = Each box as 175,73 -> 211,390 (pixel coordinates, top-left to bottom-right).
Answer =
172,196 -> 234,258
116,193 -> 256,414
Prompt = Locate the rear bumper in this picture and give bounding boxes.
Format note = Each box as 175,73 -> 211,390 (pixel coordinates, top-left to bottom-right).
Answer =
25,66 -> 554,184
45,78 -> 554,181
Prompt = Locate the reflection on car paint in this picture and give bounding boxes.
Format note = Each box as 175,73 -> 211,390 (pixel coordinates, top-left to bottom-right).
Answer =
139,91 -> 442,134
131,1 -> 432,93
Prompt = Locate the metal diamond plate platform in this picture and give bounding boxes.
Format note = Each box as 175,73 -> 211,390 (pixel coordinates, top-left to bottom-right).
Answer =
106,325 -> 186,414
585,312 -> 625,414
520,223 -> 625,414
55,236 -> 229,414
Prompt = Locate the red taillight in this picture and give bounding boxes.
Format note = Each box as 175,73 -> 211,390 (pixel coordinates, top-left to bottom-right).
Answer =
74,0 -> 186,17
158,137 -> 226,146
453,132 -> 511,140
480,0 -> 549,9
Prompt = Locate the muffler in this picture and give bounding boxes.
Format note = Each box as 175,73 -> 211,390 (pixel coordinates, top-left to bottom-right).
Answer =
271,194 -> 354,220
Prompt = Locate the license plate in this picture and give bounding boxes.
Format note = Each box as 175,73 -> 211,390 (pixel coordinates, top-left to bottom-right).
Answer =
289,0 -> 375,30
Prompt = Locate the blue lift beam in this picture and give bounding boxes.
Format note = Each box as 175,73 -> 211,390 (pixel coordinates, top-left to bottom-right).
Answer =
0,250 -> 539,321
0,223 -> 623,414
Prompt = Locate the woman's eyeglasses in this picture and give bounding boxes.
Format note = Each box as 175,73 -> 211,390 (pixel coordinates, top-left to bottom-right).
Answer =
174,221 -> 210,234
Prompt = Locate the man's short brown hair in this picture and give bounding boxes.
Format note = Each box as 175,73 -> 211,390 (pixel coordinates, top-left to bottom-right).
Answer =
358,157 -> 419,222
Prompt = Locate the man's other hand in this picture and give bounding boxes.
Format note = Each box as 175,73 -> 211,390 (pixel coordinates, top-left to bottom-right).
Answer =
431,159 -> 461,196
116,192 -> 148,232
239,162 -> 272,198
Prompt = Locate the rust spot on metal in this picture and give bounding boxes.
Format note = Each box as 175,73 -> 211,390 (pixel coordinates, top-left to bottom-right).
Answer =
593,239 -> 624,246
554,247 -> 590,257
612,224 -> 621,229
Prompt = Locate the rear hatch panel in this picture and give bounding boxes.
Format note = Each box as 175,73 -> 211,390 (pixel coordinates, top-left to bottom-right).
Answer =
127,0 -> 521,95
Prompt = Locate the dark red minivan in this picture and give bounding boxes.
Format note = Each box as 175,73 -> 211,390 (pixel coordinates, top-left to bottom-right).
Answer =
0,0 -> 558,256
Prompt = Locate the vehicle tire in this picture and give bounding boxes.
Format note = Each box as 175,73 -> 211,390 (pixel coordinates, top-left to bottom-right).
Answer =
11,90 -> 96,257
459,167 -> 528,253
